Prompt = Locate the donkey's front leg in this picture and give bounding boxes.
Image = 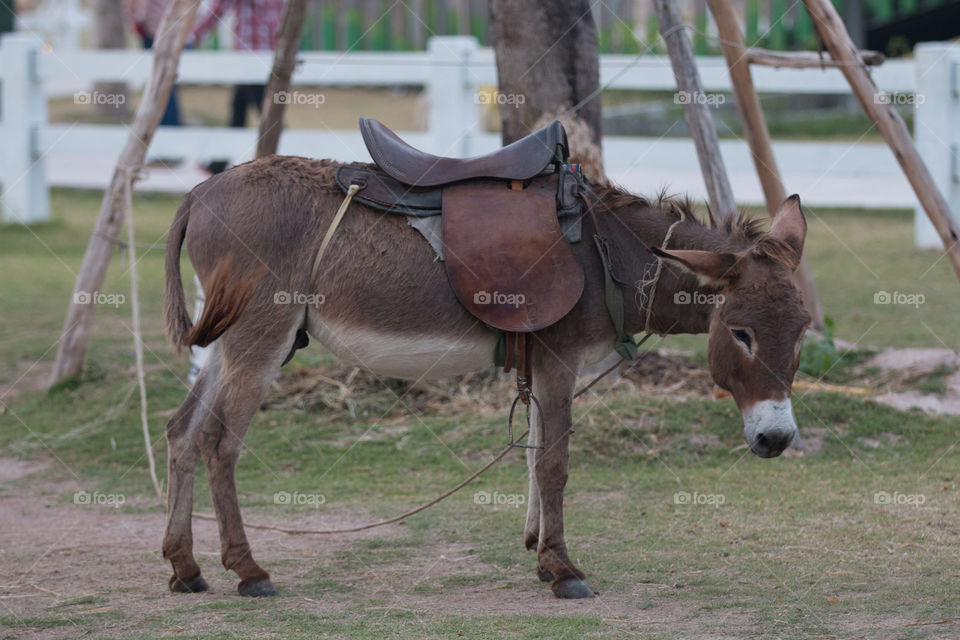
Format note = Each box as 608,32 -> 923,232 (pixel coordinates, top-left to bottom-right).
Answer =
523,417 -> 553,583
531,352 -> 594,599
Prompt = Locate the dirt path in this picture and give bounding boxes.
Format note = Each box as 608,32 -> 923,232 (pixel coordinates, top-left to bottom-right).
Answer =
0,459 -> 717,639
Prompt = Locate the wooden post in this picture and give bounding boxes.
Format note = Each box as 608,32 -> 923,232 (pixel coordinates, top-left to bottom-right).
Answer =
653,0 -> 738,221
256,0 -> 308,158
802,0 -> 960,282
707,0 -> 824,328
49,0 -> 200,385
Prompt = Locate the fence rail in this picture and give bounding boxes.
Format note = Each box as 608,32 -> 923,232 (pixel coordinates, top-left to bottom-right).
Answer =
1,33 -> 958,248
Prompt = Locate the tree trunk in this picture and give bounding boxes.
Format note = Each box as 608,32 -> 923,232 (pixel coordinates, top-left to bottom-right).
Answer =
256,0 -> 308,158
489,0 -> 604,181
92,0 -> 130,119
49,0 -> 201,385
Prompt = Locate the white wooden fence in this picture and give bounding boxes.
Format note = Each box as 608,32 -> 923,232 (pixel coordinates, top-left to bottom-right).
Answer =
0,33 -> 957,247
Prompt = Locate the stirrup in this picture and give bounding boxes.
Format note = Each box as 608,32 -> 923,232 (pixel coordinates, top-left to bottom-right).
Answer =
507,392 -> 544,450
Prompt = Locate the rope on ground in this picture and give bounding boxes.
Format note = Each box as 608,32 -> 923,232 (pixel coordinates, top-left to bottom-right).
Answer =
189,343 -> 651,537
123,167 -> 163,500
193,429 -> 529,535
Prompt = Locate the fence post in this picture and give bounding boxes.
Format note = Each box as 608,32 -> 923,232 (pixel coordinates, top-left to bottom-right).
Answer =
914,43 -> 960,249
1,33 -> 49,224
427,35 -> 479,157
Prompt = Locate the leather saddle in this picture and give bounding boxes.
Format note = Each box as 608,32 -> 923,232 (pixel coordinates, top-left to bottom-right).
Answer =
337,118 -> 585,336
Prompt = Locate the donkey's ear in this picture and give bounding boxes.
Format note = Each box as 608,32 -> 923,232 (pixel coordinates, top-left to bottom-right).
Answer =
769,194 -> 806,267
652,248 -> 738,285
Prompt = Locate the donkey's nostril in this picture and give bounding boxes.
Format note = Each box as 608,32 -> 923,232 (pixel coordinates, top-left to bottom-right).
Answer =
752,430 -> 791,458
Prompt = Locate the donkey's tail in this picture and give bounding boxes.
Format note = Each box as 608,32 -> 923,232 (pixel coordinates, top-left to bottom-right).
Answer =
164,193 -> 258,352
164,193 -> 196,352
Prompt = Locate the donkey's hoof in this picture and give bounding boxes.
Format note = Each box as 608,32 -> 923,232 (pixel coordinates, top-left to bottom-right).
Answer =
552,577 -> 595,599
536,566 -> 554,583
169,573 -> 209,593
238,576 -> 277,597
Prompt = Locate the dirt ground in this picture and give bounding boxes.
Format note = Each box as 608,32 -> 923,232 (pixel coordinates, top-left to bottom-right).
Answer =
0,458 -> 715,639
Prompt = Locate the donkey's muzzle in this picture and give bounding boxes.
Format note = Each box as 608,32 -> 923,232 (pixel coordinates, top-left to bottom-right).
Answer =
742,399 -> 798,458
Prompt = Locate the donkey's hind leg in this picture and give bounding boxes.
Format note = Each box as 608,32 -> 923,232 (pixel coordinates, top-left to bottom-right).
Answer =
195,313 -> 302,597
163,345 -> 221,593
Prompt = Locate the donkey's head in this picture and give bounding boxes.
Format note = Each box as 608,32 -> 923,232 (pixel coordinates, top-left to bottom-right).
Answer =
656,196 -> 811,458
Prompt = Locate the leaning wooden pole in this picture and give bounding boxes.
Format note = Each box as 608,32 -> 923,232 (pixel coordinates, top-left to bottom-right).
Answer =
653,0 -> 738,220
706,0 -> 824,328
256,0 -> 307,158
49,0 -> 200,385
802,0 -> 960,282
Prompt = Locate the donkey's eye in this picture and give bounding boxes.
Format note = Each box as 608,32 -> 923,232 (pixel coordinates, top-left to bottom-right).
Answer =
731,329 -> 753,353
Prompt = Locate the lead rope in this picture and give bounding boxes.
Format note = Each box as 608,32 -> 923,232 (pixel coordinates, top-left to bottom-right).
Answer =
192,356 -> 631,537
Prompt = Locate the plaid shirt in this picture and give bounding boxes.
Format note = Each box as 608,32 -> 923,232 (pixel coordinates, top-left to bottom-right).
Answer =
124,0 -> 172,39
191,0 -> 285,52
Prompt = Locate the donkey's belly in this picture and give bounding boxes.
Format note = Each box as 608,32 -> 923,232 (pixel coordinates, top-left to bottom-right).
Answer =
306,315 -> 496,381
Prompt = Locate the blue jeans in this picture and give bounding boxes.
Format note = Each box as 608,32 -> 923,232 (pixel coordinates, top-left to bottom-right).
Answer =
142,36 -> 181,127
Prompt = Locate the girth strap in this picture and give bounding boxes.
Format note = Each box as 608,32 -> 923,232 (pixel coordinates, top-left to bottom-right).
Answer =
581,193 -> 639,361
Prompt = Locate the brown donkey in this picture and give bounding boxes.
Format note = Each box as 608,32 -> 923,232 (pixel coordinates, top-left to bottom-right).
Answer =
162,155 -> 811,599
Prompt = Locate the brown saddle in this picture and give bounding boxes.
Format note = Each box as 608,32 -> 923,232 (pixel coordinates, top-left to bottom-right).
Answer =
350,118 -> 584,334
359,117 -> 569,187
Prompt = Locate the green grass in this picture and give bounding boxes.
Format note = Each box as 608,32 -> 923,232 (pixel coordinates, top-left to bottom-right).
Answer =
2,190 -> 959,638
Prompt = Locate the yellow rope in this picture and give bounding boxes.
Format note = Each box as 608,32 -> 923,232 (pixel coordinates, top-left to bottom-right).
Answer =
311,184 -> 359,281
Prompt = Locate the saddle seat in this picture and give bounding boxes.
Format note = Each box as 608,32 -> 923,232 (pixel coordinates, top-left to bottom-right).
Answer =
344,118 -> 584,335
359,117 -> 569,187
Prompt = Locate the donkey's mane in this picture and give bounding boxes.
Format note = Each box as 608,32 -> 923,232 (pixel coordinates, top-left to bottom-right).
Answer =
593,182 -> 799,267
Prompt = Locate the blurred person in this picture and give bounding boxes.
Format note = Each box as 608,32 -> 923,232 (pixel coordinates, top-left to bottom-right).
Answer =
125,0 -> 182,127
190,0 -> 285,174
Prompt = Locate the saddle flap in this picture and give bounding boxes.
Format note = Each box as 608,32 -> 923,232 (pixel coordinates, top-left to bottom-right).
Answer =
442,181 -> 584,332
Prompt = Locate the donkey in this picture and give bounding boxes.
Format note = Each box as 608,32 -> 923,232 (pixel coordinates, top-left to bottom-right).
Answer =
162,155 -> 811,599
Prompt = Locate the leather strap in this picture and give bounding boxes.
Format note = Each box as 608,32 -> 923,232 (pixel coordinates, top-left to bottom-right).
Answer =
582,192 -> 639,361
